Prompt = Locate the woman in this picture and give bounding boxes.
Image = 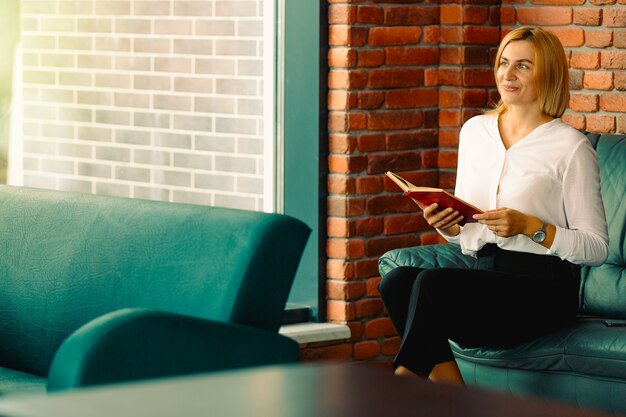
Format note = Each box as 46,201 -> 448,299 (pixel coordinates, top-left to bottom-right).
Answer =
379,26 -> 609,384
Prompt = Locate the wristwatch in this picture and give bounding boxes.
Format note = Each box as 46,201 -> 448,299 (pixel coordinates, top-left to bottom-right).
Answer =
531,221 -> 547,243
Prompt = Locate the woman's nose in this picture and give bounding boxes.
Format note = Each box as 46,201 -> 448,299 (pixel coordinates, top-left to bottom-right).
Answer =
504,66 -> 516,80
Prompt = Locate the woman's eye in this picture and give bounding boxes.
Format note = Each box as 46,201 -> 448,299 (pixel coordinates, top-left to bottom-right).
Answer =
500,61 -> 508,67
518,64 -> 528,70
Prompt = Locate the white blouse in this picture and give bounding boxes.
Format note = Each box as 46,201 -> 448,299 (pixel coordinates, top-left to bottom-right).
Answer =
442,114 -> 609,266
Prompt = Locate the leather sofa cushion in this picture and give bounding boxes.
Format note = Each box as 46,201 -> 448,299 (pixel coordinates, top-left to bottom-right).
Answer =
452,318 -> 626,380
580,134 -> 626,318
0,368 -> 45,397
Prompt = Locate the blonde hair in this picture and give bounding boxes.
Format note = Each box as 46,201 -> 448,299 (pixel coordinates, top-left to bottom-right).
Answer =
488,26 -> 570,118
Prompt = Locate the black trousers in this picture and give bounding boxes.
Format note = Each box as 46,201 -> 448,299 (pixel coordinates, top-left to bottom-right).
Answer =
378,244 -> 580,377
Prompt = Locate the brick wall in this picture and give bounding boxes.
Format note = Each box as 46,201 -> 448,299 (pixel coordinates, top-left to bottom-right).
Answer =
18,0 -> 269,211
309,0 -> 625,365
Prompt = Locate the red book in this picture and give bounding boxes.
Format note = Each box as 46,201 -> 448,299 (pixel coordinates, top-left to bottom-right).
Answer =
386,171 -> 483,226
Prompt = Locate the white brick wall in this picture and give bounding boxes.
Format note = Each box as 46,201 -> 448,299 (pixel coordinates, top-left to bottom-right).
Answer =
18,0 -> 269,211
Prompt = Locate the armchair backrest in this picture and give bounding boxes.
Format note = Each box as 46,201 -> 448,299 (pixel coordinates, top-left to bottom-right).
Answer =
579,133 -> 626,318
0,186 -> 310,376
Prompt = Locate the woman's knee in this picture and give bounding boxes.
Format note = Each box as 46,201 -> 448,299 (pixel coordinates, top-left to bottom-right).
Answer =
378,266 -> 421,300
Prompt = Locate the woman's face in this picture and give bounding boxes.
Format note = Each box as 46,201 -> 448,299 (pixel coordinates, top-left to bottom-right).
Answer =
496,40 -> 538,109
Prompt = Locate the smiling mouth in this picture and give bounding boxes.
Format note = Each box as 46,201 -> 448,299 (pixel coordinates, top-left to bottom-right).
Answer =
501,85 -> 520,92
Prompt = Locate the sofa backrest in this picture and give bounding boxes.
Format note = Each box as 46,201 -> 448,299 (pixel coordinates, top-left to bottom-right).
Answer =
0,186 -> 310,376
580,133 -> 626,319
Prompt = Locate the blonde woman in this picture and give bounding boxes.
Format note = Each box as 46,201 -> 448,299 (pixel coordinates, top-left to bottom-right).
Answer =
379,27 -> 609,384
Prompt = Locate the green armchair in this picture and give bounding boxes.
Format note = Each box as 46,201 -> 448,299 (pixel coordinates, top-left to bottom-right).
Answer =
0,186 -> 310,394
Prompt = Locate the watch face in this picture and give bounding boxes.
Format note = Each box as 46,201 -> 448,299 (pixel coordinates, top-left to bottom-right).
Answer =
532,230 -> 546,243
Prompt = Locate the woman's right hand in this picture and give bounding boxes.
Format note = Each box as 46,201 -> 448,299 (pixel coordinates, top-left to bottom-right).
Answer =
416,201 -> 463,237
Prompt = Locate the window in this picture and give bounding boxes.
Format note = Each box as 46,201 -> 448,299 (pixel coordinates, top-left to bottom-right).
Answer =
6,0 -> 323,321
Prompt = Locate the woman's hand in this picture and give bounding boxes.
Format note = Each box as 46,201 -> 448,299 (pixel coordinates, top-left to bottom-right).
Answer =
415,200 -> 463,237
473,207 -> 533,238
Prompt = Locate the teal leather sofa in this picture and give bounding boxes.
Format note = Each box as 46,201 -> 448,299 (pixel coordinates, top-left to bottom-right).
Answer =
379,132 -> 626,414
0,186 -> 310,395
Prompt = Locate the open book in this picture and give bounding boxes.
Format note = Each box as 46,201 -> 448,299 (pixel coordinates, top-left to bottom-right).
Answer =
386,171 -> 483,225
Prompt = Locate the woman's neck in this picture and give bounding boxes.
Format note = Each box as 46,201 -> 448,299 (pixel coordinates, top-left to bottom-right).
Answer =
498,106 -> 553,149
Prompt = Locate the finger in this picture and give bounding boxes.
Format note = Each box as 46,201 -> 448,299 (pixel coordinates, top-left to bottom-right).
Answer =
422,203 -> 439,216
434,211 -> 462,229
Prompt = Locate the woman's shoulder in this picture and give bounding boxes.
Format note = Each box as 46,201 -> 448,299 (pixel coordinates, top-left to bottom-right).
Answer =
463,113 -> 496,129
547,119 -> 588,144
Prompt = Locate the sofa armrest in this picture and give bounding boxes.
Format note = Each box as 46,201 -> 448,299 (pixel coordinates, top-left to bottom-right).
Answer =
378,243 -> 475,278
47,308 -> 300,392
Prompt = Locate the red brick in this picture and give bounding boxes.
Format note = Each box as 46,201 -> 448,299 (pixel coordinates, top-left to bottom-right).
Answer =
329,154 -> 367,174
615,30 -> 626,49
386,130 -> 438,151
420,231 -> 446,245
347,321 -> 363,341
366,276 -> 382,297
355,174 -> 383,195
441,5 -> 462,24
365,194 -> 413,216
326,259 -> 355,280
367,110 -> 423,130
329,4 -> 357,24
601,51 -> 626,69
329,25 -> 368,47
547,27 -> 584,47
367,151 -> 421,175
421,148 -> 438,169
561,112 -> 586,130
326,300 -> 355,322
438,109 -> 461,127
618,115 -> 626,134
573,8 -> 602,26
356,133 -> 385,153
364,317 -> 397,338
329,133 -> 356,154
600,93 -> 626,112
585,30 -> 613,48
439,171 -> 458,190
440,47 -> 462,65
569,69 -> 583,90
462,46 -> 491,65
368,27 -> 421,46
530,0 -> 585,3
424,26 -> 440,44
355,298 -> 384,319
357,49 -> 385,68
586,114 -> 615,133
605,8 -> 626,27
354,217 -> 383,237
328,111 -> 367,132
463,25 -> 500,45
328,90 -> 356,110
356,91 -> 384,110
368,68 -> 424,88
327,238 -> 365,259
425,68 -> 438,86
439,88 -> 463,107
463,89 -> 488,107
463,68 -> 495,87
381,336 -> 401,355
327,217 -> 350,238
355,259 -> 380,279
463,5 -> 490,24
328,69 -> 368,89
327,280 -> 366,300
353,340 -> 380,360
328,47 -> 357,68
365,235 -> 420,257
439,129 -> 460,147
438,149 -> 458,168
570,51 -> 601,70
589,0 -> 616,3
384,213 -> 430,235
500,7 -> 516,26
438,68 -> 462,86
570,93 -> 599,112
583,72 -> 613,90
385,47 -> 439,66
615,72 -> 626,90
327,196 -> 365,217
385,88 -> 438,109
384,6 -> 440,26
328,174 -> 355,195
356,5 -> 383,24
300,343 -> 353,362
441,26 -> 463,44
517,7 -> 572,25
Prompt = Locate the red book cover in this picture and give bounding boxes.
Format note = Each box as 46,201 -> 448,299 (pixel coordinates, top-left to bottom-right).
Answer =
386,171 -> 483,226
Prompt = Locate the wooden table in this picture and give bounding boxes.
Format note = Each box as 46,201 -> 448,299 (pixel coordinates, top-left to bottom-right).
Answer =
0,363 -> 614,417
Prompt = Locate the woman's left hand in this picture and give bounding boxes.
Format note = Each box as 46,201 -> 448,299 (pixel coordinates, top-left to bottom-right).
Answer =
473,207 -> 531,238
